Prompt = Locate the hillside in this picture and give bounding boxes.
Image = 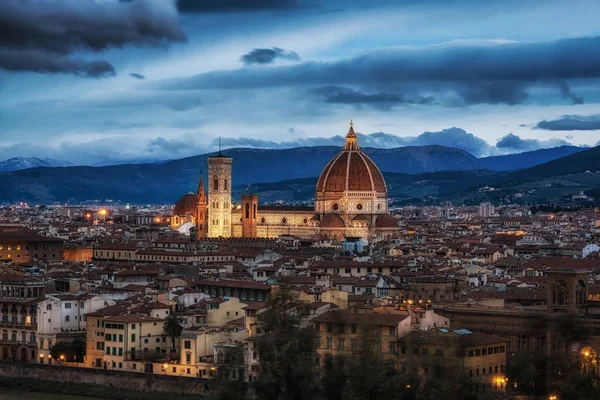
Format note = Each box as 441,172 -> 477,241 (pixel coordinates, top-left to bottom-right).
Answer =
0,145 -> 593,204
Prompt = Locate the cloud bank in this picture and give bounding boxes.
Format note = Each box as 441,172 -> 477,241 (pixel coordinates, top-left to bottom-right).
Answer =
178,0 -> 297,12
496,133 -> 570,152
241,47 -> 300,66
535,115 -> 600,131
157,36 -> 600,106
0,0 -> 186,76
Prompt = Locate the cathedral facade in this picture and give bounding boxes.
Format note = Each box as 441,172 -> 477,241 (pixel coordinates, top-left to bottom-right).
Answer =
172,123 -> 401,241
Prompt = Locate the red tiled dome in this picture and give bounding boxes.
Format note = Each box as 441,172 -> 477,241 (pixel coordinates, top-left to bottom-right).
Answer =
320,213 -> 345,228
375,214 -> 398,228
316,125 -> 386,195
173,193 -> 198,216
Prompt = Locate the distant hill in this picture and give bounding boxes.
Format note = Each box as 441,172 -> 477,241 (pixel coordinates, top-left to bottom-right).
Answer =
0,157 -> 71,172
478,146 -> 583,171
0,145 -> 592,204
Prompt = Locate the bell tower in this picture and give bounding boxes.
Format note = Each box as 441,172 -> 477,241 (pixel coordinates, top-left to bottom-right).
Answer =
196,175 -> 208,240
207,151 -> 233,238
241,194 -> 258,238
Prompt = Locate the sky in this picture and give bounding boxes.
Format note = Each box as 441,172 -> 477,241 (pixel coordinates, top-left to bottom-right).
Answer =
1,0 -> 600,165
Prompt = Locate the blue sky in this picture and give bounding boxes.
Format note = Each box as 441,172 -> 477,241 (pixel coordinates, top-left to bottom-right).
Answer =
1,0 -> 600,165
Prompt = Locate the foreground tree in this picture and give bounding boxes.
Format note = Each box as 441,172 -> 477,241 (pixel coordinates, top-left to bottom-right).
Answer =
163,314 -> 183,354
253,286 -> 319,400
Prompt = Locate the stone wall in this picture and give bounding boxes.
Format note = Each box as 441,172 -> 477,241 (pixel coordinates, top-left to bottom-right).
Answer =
0,361 -> 212,395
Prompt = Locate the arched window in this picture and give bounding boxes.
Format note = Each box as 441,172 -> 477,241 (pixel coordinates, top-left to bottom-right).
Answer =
577,280 -> 587,305
553,280 -> 569,306
213,176 -> 219,191
224,179 -> 228,191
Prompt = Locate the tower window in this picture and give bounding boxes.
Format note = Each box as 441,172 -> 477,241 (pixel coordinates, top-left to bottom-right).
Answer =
224,179 -> 228,191
253,204 -> 257,219
213,176 -> 219,191
245,203 -> 250,219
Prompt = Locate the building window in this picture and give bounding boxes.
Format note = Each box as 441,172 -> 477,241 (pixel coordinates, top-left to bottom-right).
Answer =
388,342 -> 396,354
517,335 -> 530,351
64,303 -> 71,309
213,177 -> 219,191
351,325 -> 356,334
184,341 -> 191,349
65,316 -> 70,322
338,339 -> 345,350
435,349 -> 444,357
351,340 -> 358,351
131,334 -> 136,342
326,338 -> 333,349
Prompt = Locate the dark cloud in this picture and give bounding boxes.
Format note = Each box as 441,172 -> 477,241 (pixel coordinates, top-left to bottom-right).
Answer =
129,73 -> 146,80
241,47 -> 300,66
557,80 -> 584,104
312,86 -> 434,109
0,0 -> 185,76
158,36 -> 600,106
0,49 -> 115,77
535,115 -> 600,131
496,133 -> 570,151
455,81 -> 529,105
178,0 -> 297,12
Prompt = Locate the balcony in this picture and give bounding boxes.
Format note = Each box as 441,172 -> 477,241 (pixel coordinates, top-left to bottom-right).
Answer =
0,339 -> 36,346
0,321 -> 37,330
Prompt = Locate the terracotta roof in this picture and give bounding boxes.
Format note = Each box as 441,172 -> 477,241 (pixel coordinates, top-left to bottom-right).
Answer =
320,214 -> 345,228
316,139 -> 386,194
173,193 -> 198,216
376,214 -> 398,228
193,279 -> 270,290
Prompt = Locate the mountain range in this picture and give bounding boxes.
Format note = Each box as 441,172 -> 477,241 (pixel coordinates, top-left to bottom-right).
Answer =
0,145 -> 592,204
0,157 -> 71,172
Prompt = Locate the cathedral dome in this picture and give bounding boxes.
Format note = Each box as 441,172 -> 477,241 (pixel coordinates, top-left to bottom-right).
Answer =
173,193 -> 198,216
320,213 -> 345,228
375,214 -> 398,228
316,123 -> 386,195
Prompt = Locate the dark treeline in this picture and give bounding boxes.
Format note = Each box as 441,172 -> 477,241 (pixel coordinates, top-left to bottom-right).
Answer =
212,288 -> 599,400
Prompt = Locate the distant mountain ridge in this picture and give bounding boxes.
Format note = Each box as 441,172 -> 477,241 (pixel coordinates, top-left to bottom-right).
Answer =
0,145 -> 588,203
0,157 -> 71,172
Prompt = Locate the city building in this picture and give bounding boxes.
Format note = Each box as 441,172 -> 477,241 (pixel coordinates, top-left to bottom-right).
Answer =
172,123 -> 402,241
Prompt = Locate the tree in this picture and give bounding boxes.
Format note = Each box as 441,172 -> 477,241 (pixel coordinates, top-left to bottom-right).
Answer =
214,344 -> 248,400
50,339 -> 85,362
252,285 -> 319,400
162,315 -> 183,354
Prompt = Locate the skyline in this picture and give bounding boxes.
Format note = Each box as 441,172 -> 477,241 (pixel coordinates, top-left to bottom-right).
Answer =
1,0 -> 600,165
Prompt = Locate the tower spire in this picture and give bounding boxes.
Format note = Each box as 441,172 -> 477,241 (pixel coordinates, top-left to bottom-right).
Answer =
343,120 -> 360,151
197,173 -> 206,203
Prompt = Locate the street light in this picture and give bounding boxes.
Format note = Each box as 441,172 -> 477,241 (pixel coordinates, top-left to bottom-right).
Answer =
549,395 -> 558,400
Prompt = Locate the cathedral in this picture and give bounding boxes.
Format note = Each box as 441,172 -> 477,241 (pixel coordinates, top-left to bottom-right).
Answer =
171,122 -> 400,241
